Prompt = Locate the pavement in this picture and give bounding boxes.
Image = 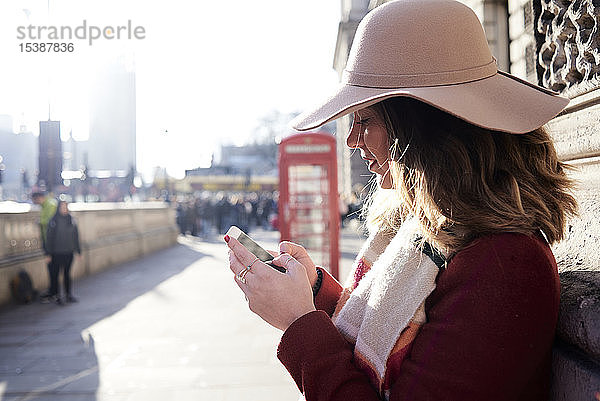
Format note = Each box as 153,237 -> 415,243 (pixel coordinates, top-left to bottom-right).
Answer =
0,224 -> 366,401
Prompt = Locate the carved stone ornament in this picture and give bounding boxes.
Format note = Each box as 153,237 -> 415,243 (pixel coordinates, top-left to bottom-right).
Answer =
535,0 -> 600,96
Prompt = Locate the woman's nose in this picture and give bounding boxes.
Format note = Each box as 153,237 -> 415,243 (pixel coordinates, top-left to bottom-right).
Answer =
346,122 -> 363,149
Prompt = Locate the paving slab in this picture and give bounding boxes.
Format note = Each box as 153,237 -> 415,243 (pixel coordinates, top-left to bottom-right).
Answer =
0,227 -> 365,401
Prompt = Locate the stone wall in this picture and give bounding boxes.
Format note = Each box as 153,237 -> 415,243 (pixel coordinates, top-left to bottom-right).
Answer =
0,202 -> 179,306
546,97 -> 600,401
524,0 -> 600,398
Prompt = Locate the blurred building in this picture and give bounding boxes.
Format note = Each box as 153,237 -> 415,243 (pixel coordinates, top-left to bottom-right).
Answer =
0,115 -> 11,133
181,143 -> 279,193
38,120 -> 63,192
0,56 -> 137,201
218,143 -> 278,176
83,59 -> 136,174
0,115 -> 36,200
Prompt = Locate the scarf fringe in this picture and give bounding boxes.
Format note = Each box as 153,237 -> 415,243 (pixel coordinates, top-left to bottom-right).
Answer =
333,221 -> 440,398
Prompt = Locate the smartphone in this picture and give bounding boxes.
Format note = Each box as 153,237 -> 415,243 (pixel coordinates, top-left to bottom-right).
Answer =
225,226 -> 286,273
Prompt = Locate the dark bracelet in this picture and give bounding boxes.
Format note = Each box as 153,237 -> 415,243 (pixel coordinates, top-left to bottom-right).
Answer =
312,268 -> 323,298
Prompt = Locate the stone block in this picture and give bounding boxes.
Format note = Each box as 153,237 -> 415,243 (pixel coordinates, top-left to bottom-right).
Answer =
557,271 -> 600,361
551,340 -> 600,401
552,160 -> 600,274
511,59 -> 527,78
510,35 -> 530,62
548,96 -> 600,161
509,0 -> 530,15
86,236 -> 142,275
509,7 -> 525,39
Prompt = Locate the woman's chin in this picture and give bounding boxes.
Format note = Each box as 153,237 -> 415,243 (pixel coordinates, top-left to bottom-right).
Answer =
376,174 -> 393,189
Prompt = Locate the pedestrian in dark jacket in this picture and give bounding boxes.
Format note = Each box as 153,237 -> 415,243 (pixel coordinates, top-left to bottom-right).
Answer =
45,200 -> 81,304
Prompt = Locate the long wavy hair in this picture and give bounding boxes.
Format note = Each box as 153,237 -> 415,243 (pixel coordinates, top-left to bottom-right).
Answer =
363,97 -> 578,252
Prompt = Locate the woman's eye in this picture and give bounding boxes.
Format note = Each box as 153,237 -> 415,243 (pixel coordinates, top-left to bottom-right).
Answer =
356,118 -> 370,125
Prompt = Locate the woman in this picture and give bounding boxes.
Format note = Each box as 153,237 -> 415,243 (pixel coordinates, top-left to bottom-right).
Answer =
226,0 -> 577,399
45,200 -> 81,304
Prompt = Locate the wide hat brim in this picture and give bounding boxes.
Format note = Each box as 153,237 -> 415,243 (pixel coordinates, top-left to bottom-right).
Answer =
291,71 -> 569,134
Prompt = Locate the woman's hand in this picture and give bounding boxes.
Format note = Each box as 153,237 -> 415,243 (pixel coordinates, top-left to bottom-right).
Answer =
226,237 -> 316,331
278,241 -> 318,287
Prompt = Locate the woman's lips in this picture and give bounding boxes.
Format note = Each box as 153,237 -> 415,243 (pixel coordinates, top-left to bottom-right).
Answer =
362,154 -> 375,162
366,159 -> 378,171
361,154 -> 379,171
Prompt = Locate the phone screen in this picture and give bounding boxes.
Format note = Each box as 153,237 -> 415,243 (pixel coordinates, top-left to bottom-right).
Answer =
226,226 -> 285,272
235,230 -> 274,263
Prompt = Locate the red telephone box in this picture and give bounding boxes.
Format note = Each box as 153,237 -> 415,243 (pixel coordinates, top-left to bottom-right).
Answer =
279,132 -> 340,279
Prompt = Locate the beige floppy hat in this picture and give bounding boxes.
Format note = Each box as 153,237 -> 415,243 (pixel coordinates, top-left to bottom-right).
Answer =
291,0 -> 569,134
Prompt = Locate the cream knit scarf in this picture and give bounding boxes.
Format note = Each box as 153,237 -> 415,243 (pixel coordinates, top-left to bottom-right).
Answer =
332,220 -> 442,398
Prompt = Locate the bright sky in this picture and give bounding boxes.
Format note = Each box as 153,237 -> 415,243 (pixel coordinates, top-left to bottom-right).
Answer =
0,0 -> 341,179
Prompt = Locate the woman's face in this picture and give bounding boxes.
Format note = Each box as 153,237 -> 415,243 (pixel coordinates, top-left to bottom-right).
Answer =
346,107 -> 394,189
59,202 -> 68,216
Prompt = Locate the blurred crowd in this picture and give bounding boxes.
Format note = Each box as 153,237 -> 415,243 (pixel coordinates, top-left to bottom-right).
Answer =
175,191 -> 278,237
175,187 -> 367,238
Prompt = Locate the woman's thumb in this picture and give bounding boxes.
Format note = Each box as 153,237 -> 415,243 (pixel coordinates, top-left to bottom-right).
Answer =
284,255 -> 306,274
279,242 -> 295,254
279,241 -> 306,256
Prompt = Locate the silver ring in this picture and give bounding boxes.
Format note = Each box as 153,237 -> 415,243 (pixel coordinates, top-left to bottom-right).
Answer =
235,269 -> 249,284
239,267 -> 251,280
235,257 -> 259,284
235,267 -> 250,283
241,257 -> 259,279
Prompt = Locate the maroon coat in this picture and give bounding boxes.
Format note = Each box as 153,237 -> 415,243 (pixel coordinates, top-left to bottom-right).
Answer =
278,233 -> 560,401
